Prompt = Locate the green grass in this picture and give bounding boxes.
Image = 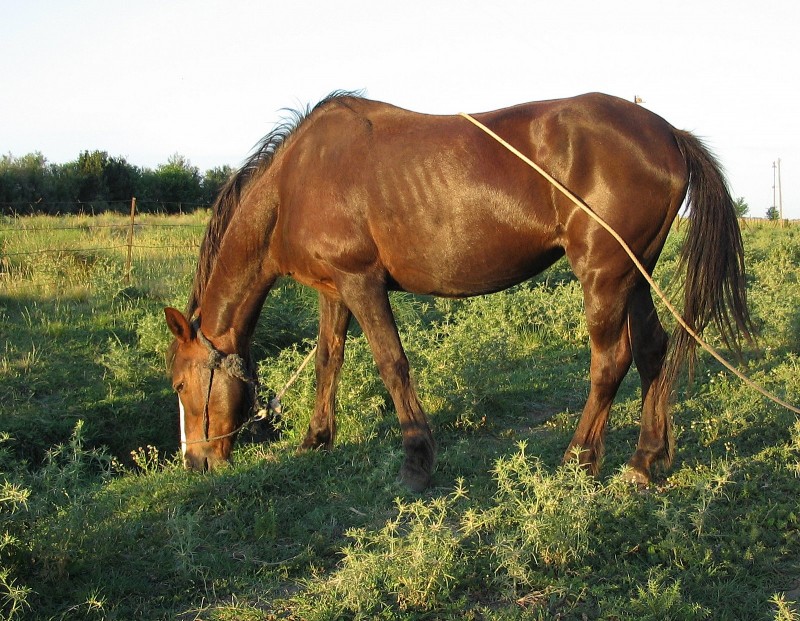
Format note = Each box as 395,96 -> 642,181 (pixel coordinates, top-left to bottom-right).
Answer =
1,214 -> 799,619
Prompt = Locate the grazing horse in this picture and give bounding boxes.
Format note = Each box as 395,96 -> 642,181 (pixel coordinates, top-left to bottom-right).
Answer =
165,91 -> 751,489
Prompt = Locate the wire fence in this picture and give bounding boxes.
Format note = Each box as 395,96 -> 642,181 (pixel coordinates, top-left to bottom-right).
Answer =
0,199 -> 209,287
2,204 -> 796,290
0,225 -> 206,255
0,198 -> 211,217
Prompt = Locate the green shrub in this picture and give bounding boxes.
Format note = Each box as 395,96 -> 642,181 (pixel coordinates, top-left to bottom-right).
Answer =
297,494 -> 466,618
466,444 -> 598,587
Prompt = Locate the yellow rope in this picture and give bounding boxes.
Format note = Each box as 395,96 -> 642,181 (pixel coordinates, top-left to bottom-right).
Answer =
459,111 -> 800,415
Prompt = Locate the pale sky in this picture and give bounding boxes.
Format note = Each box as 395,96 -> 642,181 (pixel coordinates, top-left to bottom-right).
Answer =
2,0 -> 797,218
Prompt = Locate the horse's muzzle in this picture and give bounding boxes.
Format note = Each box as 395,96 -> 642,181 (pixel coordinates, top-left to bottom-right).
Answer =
183,451 -> 230,472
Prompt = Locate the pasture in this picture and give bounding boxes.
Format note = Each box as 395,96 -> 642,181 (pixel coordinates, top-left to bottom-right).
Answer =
0,213 -> 799,620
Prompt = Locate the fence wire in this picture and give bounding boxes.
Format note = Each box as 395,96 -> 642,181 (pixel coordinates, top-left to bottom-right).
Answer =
1,223 -> 204,253
0,223 -> 206,233
0,212 -> 207,285
0,199 -> 212,216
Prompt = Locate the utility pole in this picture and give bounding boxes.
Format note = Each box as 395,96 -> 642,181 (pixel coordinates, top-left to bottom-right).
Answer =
777,158 -> 783,223
773,161 -> 777,216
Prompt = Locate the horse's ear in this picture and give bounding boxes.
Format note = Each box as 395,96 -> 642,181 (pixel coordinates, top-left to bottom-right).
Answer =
164,307 -> 194,343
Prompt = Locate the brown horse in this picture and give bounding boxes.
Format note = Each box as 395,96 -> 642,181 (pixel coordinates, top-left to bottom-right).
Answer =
165,91 -> 751,489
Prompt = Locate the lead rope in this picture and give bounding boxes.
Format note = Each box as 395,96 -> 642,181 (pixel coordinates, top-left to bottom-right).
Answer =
459,112 -> 800,416
185,332 -> 318,445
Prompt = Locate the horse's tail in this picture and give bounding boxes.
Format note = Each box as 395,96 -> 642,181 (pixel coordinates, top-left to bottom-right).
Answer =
665,129 -> 754,386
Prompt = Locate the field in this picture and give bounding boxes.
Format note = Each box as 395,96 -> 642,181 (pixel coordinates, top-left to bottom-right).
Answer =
1,213 -> 799,620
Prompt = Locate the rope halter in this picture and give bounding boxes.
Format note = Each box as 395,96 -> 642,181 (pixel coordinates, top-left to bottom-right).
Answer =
186,329 -> 275,445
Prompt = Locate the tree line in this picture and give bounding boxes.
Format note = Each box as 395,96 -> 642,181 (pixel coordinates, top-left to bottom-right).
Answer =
2,150 -> 772,220
0,150 -> 234,215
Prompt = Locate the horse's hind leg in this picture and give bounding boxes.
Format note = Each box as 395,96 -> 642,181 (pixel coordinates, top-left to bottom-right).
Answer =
625,284 -> 672,484
336,275 -> 435,492
300,293 -> 352,451
564,276 -> 633,474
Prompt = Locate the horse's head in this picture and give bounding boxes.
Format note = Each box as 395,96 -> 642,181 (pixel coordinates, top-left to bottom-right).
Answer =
164,307 -> 251,471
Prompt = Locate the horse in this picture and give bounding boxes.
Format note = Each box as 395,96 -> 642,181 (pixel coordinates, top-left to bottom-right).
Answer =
165,91 -> 751,490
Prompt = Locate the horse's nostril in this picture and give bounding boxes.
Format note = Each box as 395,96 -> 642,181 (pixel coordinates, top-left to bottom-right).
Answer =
183,453 -> 210,472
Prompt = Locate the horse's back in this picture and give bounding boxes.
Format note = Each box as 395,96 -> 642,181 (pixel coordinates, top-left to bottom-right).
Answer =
270,94 -> 687,296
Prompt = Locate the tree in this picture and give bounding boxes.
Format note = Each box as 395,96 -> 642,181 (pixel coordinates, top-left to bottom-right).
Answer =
103,156 -> 140,202
766,205 -> 780,220
0,150 -> 219,214
45,151 -> 139,210
0,152 -> 54,210
74,150 -> 108,202
147,153 -> 204,211
733,197 -> 749,218
202,165 -> 233,204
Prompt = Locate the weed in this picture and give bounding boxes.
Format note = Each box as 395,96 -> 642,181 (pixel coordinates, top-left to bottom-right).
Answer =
0,458 -> 31,621
772,594 -> 800,621
626,569 -> 710,620
295,492 -> 467,618
130,445 -> 163,474
467,444 -> 598,589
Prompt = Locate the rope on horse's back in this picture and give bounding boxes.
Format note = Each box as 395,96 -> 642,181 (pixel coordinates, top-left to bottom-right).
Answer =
458,112 -> 800,416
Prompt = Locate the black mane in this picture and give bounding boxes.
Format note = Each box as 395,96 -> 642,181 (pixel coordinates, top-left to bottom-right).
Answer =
185,90 -> 363,318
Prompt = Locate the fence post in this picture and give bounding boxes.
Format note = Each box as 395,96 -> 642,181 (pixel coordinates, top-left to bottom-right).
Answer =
125,197 -> 136,286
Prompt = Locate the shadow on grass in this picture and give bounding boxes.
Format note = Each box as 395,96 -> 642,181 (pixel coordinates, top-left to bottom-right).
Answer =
0,292 -> 178,467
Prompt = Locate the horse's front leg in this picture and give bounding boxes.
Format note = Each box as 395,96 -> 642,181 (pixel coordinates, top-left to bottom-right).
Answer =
337,275 -> 436,492
300,293 -> 351,451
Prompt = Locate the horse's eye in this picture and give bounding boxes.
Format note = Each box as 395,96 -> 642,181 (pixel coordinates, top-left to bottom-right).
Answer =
174,382 -> 185,394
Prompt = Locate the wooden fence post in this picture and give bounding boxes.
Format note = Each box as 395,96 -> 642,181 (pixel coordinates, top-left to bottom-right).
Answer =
125,197 -> 136,285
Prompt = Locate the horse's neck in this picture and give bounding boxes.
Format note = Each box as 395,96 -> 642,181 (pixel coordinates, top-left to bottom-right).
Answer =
198,208 -> 277,348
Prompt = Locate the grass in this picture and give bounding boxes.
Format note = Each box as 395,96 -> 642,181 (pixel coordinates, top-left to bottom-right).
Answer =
0,213 -> 799,619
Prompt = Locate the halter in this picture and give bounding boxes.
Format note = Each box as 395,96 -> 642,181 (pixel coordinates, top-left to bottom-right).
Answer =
188,329 -> 273,445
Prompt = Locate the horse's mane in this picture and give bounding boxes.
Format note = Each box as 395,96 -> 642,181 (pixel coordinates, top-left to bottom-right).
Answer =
185,90 -> 363,318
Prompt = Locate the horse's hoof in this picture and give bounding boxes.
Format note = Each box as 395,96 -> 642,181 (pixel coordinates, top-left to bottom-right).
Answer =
399,464 -> 431,493
620,466 -> 650,487
298,431 -> 333,453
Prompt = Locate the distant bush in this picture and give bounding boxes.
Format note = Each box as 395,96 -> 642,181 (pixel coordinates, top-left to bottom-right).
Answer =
0,151 -> 232,215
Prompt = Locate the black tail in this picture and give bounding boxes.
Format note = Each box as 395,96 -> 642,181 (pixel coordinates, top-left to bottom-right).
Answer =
666,129 -> 754,385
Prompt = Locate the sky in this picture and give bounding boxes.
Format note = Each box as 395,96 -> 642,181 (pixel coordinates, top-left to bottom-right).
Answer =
1,0 -> 797,218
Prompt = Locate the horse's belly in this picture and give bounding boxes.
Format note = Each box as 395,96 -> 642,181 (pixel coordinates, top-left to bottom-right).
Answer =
384,242 -> 565,297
